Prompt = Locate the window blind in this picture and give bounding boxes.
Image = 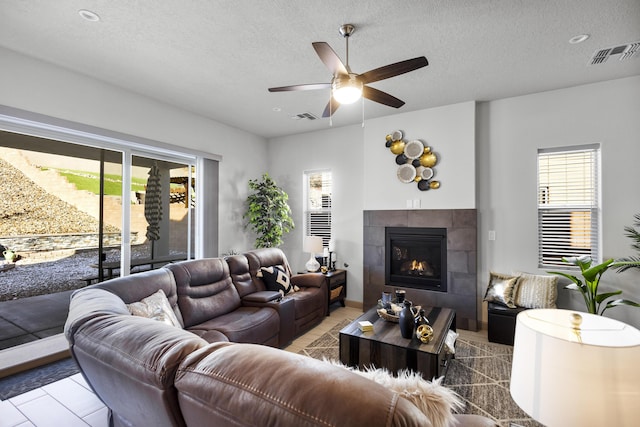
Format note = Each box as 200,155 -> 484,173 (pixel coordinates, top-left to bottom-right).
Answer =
304,171 -> 332,247
537,145 -> 600,267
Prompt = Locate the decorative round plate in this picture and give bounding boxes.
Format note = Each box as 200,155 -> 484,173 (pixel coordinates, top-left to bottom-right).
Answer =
404,140 -> 424,159
397,164 -> 416,183
420,167 -> 434,180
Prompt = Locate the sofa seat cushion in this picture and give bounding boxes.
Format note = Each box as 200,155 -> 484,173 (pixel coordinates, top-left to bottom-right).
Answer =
285,287 -> 324,320
187,306 -> 279,345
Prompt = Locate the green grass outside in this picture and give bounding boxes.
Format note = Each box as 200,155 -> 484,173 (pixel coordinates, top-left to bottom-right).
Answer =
45,168 -> 147,196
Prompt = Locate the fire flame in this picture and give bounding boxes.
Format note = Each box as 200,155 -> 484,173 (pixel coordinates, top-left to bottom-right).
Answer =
410,259 -> 428,272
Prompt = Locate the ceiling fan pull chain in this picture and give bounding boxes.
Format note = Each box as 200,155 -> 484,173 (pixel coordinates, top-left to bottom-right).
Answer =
361,96 -> 365,128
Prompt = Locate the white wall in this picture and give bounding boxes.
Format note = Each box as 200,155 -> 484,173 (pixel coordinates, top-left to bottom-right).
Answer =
267,124 -> 365,301
0,46 -> 266,254
363,102 -> 476,210
268,102 -> 476,304
477,75 -> 640,328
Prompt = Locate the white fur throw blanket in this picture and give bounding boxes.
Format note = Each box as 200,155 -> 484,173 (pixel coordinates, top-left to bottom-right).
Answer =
327,360 -> 463,427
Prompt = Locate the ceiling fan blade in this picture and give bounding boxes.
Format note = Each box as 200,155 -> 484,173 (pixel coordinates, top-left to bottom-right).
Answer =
322,98 -> 341,118
359,56 -> 428,84
268,83 -> 331,92
362,86 -> 405,108
312,42 -> 348,76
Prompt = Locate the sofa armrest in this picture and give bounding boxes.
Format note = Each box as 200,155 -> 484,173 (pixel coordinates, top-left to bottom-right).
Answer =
291,273 -> 325,288
242,297 -> 295,347
242,291 -> 281,303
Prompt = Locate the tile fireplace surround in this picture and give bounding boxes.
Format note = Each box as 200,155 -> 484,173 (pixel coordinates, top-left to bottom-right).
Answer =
363,209 -> 477,330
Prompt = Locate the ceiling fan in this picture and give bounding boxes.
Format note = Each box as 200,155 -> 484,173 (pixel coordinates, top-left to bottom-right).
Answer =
268,24 -> 429,117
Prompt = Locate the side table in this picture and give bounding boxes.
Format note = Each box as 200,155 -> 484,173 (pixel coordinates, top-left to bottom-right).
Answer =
324,269 -> 347,315
298,269 -> 347,316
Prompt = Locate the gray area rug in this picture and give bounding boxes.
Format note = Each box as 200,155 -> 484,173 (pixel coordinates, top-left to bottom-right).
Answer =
299,319 -> 543,427
0,358 -> 80,400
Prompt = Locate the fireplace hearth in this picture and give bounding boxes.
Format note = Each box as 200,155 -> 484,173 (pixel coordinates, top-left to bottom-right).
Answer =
385,227 -> 447,292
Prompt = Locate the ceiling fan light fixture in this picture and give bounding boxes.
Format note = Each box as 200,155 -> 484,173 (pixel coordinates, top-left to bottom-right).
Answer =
332,74 -> 363,104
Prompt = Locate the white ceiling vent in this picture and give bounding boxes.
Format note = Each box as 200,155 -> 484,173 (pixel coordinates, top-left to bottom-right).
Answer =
291,112 -> 318,120
589,41 -> 640,65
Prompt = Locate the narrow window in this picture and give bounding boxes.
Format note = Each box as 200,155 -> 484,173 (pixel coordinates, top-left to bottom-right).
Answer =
537,144 -> 600,267
304,170 -> 332,247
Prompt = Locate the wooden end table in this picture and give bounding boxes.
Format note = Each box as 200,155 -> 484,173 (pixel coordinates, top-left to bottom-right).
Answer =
339,306 -> 456,380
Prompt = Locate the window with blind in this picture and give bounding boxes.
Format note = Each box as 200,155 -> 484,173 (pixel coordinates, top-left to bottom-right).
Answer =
537,145 -> 600,268
304,170 -> 332,247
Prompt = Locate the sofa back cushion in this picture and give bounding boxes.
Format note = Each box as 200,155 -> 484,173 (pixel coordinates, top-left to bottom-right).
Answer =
245,248 -> 293,289
92,267 -> 184,326
226,254 -> 264,297
166,258 -> 241,328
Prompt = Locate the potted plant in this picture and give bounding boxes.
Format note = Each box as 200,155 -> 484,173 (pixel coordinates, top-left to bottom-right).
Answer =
615,213 -> 640,272
548,256 -> 640,315
244,173 -> 294,248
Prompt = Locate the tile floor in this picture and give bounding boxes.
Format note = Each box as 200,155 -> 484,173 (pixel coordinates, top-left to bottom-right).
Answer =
0,306 -> 487,427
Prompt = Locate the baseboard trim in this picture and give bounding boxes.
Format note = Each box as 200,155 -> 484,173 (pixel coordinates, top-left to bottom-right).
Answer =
0,334 -> 70,378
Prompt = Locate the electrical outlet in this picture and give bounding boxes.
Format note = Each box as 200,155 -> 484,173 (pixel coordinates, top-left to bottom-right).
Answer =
488,230 -> 496,241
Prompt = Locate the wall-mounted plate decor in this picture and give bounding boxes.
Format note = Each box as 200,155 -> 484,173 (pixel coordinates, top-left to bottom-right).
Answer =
404,140 -> 424,159
416,166 -> 434,180
397,163 -> 417,183
385,130 -> 440,191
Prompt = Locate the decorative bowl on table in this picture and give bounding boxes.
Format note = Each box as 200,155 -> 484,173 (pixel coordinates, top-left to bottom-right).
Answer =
376,299 -> 420,323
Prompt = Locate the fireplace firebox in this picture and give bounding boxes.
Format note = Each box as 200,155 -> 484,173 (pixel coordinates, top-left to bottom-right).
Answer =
385,227 -> 447,292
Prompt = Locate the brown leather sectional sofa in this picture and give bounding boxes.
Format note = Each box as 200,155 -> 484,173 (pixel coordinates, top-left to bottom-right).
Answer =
65,247 -> 497,427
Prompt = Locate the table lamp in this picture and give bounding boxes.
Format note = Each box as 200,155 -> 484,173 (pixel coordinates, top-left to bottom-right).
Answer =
510,309 -> 640,427
303,236 -> 323,272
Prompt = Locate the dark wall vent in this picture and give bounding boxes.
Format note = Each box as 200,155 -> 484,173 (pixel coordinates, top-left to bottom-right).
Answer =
589,41 -> 640,65
292,112 -> 318,120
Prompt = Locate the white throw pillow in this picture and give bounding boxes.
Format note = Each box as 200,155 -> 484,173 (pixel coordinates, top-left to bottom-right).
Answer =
126,289 -> 181,327
513,272 -> 558,309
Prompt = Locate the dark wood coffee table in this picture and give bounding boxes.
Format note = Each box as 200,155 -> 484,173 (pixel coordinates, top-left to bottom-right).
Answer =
339,306 -> 456,380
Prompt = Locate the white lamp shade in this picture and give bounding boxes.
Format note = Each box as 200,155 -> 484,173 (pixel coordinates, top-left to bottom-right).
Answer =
303,236 -> 323,254
303,235 -> 323,272
510,309 -> 640,427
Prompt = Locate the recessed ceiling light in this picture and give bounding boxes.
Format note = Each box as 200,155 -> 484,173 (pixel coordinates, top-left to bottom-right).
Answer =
569,34 -> 590,44
78,9 -> 100,22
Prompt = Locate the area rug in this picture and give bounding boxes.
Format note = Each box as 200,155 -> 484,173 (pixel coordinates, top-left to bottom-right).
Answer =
299,320 -> 542,427
0,357 -> 80,401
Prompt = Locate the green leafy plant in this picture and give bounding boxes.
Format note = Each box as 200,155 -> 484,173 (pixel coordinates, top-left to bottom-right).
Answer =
244,173 -> 294,248
615,213 -> 640,273
548,256 -> 640,315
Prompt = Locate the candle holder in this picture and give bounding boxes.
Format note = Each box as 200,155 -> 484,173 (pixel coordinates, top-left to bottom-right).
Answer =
329,251 -> 336,271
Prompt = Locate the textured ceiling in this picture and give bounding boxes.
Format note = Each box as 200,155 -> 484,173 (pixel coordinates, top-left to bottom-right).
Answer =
1,0 -> 639,139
